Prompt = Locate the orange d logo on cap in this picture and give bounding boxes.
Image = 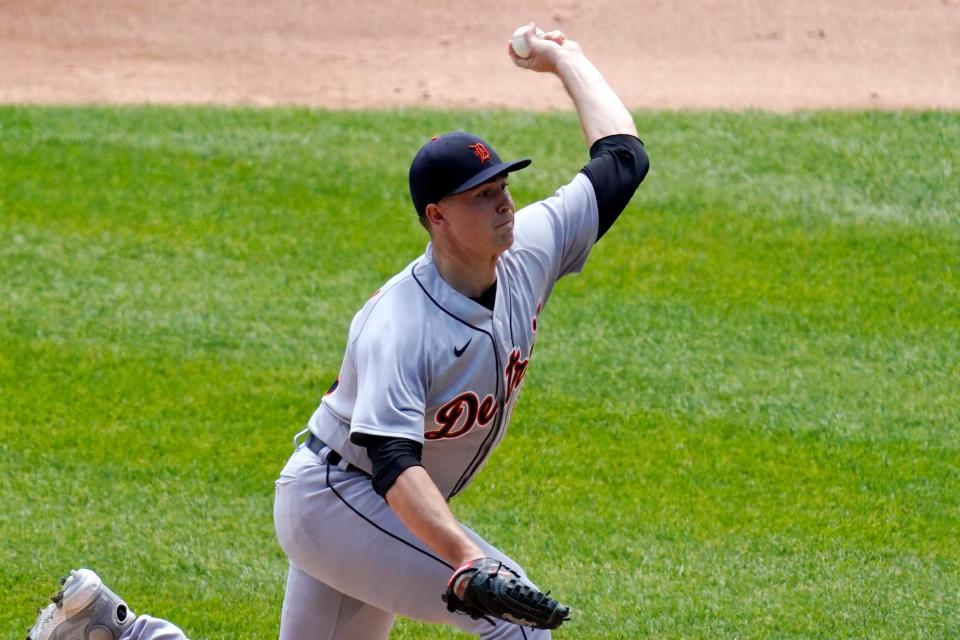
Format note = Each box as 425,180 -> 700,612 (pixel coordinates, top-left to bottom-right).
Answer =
470,143 -> 491,164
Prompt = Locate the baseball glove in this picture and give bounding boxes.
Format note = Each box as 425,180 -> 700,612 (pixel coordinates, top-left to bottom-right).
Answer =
441,557 -> 571,630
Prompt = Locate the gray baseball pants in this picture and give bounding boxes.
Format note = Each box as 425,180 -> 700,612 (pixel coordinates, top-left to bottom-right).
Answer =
273,442 -> 551,639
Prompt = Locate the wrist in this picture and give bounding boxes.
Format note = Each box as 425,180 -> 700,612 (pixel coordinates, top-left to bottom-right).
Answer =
453,547 -> 485,568
553,47 -> 588,73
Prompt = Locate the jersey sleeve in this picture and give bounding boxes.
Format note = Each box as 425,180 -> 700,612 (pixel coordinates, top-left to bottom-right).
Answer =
347,301 -> 428,444
579,134 -> 649,240
513,171 -> 599,281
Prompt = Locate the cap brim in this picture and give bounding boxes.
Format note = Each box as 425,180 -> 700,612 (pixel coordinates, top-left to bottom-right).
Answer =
449,159 -> 532,196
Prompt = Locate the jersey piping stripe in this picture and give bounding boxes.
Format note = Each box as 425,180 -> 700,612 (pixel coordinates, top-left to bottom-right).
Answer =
411,264 -> 505,498
453,391 -> 504,497
506,277 -> 516,348
325,462 -> 453,570
461,269 -> 518,492
460,277 -> 512,494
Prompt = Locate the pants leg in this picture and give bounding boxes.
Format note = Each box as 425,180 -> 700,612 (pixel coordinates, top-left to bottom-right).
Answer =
274,446 -> 550,640
119,615 -> 189,640
280,563 -> 395,640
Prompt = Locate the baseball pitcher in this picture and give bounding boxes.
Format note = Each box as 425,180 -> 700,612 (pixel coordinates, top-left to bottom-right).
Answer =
27,23 -> 648,640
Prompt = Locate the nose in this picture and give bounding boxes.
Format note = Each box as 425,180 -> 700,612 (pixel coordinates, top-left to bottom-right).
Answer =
496,189 -> 514,214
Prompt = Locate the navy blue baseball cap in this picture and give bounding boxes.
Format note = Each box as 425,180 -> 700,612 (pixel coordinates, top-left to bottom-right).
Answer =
408,132 -> 531,216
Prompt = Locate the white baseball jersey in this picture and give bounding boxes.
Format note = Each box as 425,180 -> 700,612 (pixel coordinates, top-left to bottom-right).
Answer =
308,172 -> 599,499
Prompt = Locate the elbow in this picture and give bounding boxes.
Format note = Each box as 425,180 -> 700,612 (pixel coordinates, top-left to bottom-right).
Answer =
610,136 -> 649,190
637,146 -> 650,184
630,140 -> 650,187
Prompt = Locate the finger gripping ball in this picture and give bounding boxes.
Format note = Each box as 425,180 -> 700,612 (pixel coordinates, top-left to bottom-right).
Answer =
511,26 -> 545,59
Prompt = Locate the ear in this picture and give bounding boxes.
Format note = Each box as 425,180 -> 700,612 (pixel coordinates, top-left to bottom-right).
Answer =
425,202 -> 445,226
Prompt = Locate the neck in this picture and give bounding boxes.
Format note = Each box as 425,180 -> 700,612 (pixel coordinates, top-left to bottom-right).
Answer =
432,246 -> 498,298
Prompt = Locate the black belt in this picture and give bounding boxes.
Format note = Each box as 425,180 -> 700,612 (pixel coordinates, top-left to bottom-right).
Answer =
306,433 -> 363,473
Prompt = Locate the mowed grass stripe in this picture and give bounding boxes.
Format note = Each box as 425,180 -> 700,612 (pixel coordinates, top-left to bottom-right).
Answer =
1,106 -> 957,639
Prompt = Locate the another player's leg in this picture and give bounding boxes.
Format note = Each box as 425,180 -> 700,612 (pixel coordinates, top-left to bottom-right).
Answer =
26,568 -> 188,640
120,617 -> 192,640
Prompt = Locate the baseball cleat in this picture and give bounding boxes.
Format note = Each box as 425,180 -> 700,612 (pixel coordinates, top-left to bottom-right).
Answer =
26,568 -> 135,640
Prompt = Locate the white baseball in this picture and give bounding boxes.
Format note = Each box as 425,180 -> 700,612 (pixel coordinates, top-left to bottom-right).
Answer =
511,25 -> 545,59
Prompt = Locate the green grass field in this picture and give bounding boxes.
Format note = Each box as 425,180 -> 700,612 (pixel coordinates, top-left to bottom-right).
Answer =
1,106 -> 958,639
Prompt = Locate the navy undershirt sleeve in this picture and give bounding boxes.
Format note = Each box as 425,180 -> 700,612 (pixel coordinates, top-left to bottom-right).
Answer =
361,435 -> 424,498
579,134 -> 650,241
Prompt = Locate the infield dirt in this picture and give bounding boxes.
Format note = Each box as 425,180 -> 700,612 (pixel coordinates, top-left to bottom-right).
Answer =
1,0 -> 958,110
